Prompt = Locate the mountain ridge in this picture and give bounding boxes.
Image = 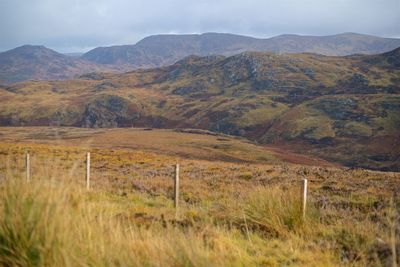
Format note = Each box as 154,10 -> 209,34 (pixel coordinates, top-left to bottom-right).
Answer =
0,47 -> 399,171
0,45 -> 122,84
1,32 -> 400,84
82,32 -> 400,66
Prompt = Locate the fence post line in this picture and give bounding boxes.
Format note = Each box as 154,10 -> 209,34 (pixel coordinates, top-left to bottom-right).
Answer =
301,179 -> 308,219
26,153 -> 30,182
174,164 -> 180,209
86,152 -> 90,189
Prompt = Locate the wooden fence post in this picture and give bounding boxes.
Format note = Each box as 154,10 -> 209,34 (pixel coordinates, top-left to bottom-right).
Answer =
86,152 -> 90,189
301,179 -> 308,219
26,153 -> 30,182
174,164 -> 180,209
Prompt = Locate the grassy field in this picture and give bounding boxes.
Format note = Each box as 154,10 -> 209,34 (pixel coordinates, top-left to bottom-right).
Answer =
0,127 -> 336,166
0,127 -> 399,266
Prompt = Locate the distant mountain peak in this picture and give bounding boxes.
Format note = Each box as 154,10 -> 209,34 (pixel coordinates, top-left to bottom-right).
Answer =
335,32 -> 374,37
82,32 -> 400,66
10,45 -> 54,52
2,32 -> 400,84
16,44 -> 46,49
0,44 -> 116,84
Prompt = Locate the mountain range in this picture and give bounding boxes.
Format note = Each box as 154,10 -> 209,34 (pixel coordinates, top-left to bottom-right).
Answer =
82,32 -> 400,67
1,32 -> 400,83
0,45 -> 118,84
0,47 -> 399,170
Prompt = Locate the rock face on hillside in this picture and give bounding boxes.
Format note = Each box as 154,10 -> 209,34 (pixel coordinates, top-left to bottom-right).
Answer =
0,48 -> 399,171
83,95 -> 140,128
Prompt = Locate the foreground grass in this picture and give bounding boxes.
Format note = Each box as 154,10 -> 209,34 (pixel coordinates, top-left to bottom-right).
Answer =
0,143 -> 399,266
0,179 -> 338,267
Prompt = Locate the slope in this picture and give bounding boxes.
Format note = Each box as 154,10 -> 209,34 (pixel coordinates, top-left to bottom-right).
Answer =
0,48 -> 399,170
0,45 -> 120,83
82,32 -> 400,67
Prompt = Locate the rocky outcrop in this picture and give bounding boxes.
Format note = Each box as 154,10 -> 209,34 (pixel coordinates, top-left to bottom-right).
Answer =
83,95 -> 140,128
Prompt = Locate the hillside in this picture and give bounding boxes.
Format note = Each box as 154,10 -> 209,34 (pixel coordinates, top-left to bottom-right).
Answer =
2,33 -> 400,84
0,45 -> 121,83
0,48 -> 399,170
82,32 -> 400,67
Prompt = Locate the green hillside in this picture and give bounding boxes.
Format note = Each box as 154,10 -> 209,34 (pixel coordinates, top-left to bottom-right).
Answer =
0,49 -> 399,170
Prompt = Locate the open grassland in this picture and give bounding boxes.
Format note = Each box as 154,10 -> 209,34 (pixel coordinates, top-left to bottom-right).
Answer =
0,127 -> 399,266
0,127 -> 336,166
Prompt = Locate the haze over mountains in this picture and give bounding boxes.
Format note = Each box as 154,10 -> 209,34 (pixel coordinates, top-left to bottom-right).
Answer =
82,32 -> 400,67
0,45 -> 118,84
1,32 -> 400,83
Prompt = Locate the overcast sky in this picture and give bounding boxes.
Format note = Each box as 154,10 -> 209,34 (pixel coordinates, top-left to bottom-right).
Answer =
0,0 -> 399,53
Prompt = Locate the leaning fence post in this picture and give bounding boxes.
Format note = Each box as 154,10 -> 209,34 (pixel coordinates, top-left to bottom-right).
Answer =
86,152 -> 90,189
301,179 -> 308,219
174,164 -> 180,209
26,153 -> 30,182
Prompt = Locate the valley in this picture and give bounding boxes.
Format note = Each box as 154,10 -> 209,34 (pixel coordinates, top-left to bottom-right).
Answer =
0,126 -> 337,167
1,48 -> 399,170
1,1 -> 399,266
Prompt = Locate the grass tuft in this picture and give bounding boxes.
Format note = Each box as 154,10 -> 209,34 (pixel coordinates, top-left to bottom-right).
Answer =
243,186 -> 317,237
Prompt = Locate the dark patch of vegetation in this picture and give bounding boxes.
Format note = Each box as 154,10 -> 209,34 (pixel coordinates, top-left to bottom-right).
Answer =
83,95 -> 140,127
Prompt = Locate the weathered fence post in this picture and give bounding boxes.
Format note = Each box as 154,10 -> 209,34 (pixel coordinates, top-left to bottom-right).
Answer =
301,179 -> 308,219
26,153 -> 30,182
174,164 -> 180,209
86,152 -> 90,189
389,196 -> 397,267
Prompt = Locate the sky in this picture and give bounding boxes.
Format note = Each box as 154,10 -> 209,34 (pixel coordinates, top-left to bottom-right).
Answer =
0,0 -> 399,53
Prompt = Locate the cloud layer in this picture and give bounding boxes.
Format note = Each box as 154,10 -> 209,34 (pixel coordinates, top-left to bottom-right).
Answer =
1,0 -> 399,52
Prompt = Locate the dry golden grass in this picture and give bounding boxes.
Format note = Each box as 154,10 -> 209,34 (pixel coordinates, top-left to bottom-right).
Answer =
0,126 -> 336,167
0,128 -> 399,266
